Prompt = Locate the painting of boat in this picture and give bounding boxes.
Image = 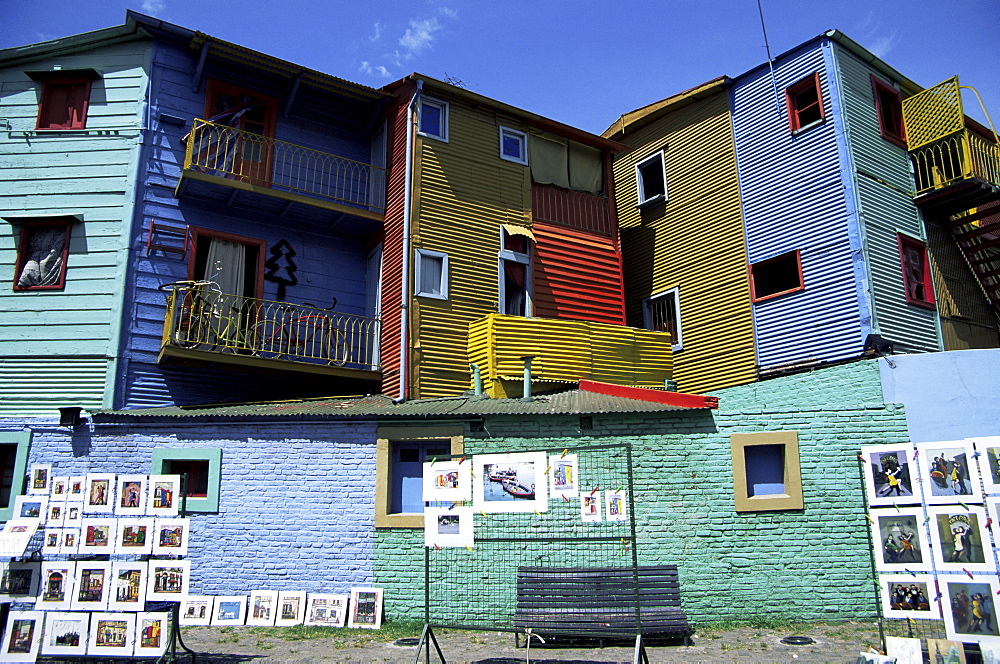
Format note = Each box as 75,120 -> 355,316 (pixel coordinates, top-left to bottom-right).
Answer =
488,468 -> 517,482
502,480 -> 535,499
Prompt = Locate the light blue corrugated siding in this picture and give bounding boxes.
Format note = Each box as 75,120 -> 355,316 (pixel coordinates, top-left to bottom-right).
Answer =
0,358 -> 108,417
732,42 -> 864,369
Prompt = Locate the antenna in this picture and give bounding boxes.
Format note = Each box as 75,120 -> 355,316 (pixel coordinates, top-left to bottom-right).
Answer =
756,0 -> 783,115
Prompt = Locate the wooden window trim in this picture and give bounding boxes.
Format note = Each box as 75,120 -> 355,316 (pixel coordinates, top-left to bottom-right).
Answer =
872,76 -> 907,148
418,96 -> 449,143
731,431 -> 803,512
897,234 -> 936,309
375,426 -> 463,528
749,250 -> 805,303
188,227 -> 266,300
785,73 -> 825,134
150,448 -> 222,513
0,431 -> 32,521
36,77 -> 92,130
12,218 -> 73,291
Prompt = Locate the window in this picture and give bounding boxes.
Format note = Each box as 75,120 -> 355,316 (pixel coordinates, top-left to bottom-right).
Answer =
643,288 -> 682,351
150,448 -> 222,512
29,70 -> 97,130
785,73 -> 825,133
635,152 -> 667,206
499,126 -> 528,165
731,431 -> 803,512
750,250 -> 804,302
203,80 -> 277,187
0,431 -> 31,522
414,248 -> 449,300
498,227 -> 531,316
190,227 -> 265,299
872,76 -> 906,147
897,234 -> 935,308
12,218 -> 73,291
418,96 -> 449,142
375,426 -> 463,528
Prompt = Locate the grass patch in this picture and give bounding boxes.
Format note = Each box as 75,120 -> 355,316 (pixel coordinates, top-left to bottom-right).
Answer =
246,619 -> 425,643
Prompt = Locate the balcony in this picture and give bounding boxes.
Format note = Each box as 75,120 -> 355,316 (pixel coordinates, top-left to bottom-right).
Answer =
176,119 -> 386,228
468,314 -> 673,399
532,183 -> 612,235
158,283 -> 380,382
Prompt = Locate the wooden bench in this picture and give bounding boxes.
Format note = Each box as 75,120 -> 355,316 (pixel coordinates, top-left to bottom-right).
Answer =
513,565 -> 692,647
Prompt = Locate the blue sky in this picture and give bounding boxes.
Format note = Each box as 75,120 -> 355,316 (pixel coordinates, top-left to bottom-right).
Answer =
1,0 -> 997,134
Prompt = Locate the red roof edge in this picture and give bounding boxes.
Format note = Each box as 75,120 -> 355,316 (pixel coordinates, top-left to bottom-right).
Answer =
578,380 -> 719,410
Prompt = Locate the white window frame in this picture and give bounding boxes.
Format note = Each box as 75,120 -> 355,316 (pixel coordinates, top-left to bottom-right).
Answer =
635,151 -> 667,207
418,96 -> 449,143
414,248 -> 449,300
498,228 -> 531,316
498,126 -> 528,165
642,287 -> 682,351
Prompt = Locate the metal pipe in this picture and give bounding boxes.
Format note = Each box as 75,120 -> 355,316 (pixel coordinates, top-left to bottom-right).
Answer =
398,80 -> 424,402
520,356 -> 534,401
470,363 -> 483,396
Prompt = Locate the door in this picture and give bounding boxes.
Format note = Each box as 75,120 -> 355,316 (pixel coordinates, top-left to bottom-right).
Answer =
203,80 -> 277,187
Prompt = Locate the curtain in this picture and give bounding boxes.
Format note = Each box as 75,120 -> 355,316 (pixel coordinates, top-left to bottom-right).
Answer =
18,226 -> 67,287
569,141 -> 603,194
204,238 -> 247,315
528,134 -> 569,189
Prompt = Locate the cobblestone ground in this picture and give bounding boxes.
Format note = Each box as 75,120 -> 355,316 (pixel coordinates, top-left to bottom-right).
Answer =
177,620 -> 895,663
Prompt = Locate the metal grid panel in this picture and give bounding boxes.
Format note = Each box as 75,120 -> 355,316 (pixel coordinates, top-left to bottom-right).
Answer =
902,77 -> 965,151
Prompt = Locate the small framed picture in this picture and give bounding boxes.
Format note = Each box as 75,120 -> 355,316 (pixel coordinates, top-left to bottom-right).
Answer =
927,639 -> 967,663
116,475 -> 148,516
72,561 -> 112,611
0,521 -> 38,558
85,473 -> 115,513
179,596 -> 213,626
0,562 -> 40,603
879,574 -> 942,620
66,476 -> 86,503
605,490 -> 628,522
916,440 -> 981,505
147,475 -> 181,517
46,502 -> 65,526
305,594 -> 348,627
246,590 -> 279,626
211,596 -> 247,626
348,587 -> 383,629
580,492 -> 602,522
42,528 -> 63,556
276,591 -> 307,626
115,518 -> 154,555
473,452 -> 549,513
60,527 -> 80,555
869,507 -> 932,573
974,436 -> 1000,494
27,463 -> 52,495
860,444 -> 919,507
152,518 -> 190,556
88,612 -> 135,657
64,503 -> 83,526
80,519 -> 117,554
422,459 -> 472,502
13,495 -> 47,521
927,505 -> 996,573
0,611 -> 44,661
146,559 -> 190,601
49,477 -> 69,501
41,611 -> 89,656
36,562 -> 77,611
134,612 -> 169,656
108,562 -> 148,612
549,453 -> 579,498
940,575 -> 1000,642
424,506 -> 474,548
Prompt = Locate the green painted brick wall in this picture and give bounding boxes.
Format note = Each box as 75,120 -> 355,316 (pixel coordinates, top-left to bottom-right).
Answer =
375,360 -> 908,625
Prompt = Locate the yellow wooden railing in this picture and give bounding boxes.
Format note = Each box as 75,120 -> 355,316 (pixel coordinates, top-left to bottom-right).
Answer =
162,283 -> 380,370
183,119 -> 386,212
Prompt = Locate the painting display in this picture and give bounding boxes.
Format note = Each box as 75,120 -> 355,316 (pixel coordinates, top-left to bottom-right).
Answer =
421,459 -> 472,503
37,562 -> 77,611
605,490 -> 628,522
84,474 -> 115,514
246,590 -> 279,626
27,464 -> 51,495
423,506 -> 474,548
926,639 -> 966,663
66,476 -> 86,503
975,436 -> 1000,494
926,506 -> 995,573
0,562 -> 40,603
549,453 -> 579,498
50,477 -> 68,501
60,528 -> 80,555
115,518 -> 153,555
305,594 -> 348,627
879,574 -> 941,619
42,528 -> 63,556
860,444 -> 918,507
64,504 -> 83,526
115,475 -> 148,515
134,612 -> 168,656
211,596 -> 247,626
179,596 -> 213,626
41,611 -> 89,656
108,562 -> 148,612
348,587 -> 383,629
152,518 -> 190,556
72,562 -> 112,611
87,612 -> 135,657
0,521 -> 38,557
473,452 -> 549,513
915,441 -> 981,505
13,495 -> 47,521
147,475 -> 180,517
869,508 -> 932,573
146,560 -> 189,602
276,591 -> 307,626
580,492 -> 602,522
941,576 -> 1000,644
0,611 -> 43,662
80,519 -> 116,554
884,636 -> 922,664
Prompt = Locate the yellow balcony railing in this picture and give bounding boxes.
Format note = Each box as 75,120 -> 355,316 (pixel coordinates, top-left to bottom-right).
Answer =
161,282 -> 380,370
183,119 -> 386,213
910,129 -> 1000,196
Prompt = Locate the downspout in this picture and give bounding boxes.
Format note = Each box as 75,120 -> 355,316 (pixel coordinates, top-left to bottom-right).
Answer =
398,79 -> 423,402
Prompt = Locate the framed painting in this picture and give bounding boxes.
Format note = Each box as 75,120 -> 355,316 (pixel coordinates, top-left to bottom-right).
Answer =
41,611 -> 89,656
927,505 -> 996,573
211,596 -> 247,626
80,518 -> 116,554
974,436 -> 1000,494
305,594 -> 348,627
152,518 -> 190,556
60,527 -> 80,555
423,506 -> 474,548
0,611 -> 43,662
246,590 -> 279,626
879,574 -> 941,620
0,562 -> 40,603
66,476 -> 86,503
147,475 -> 180,517
473,452 -> 548,513
12,495 -> 46,522
42,528 -> 63,556
115,518 -> 154,555
179,596 -> 213,626
940,575 -> 1000,643
87,612 -> 135,657
49,476 -> 69,501
108,562 -> 148,612
0,521 -> 37,558
84,473 -> 115,513
146,559 -> 190,602
869,508 -> 932,573
915,441 -> 981,505
885,636 -> 922,664
860,443 -> 919,507
64,503 -> 83,526
422,458 -> 472,503
46,502 -> 65,526
549,453 -> 579,498
27,463 -> 51,495
580,492 -> 602,522
36,562 -> 77,611
605,490 -> 628,522
115,475 -> 148,516
348,587 -> 383,629
276,591 -> 307,626
134,612 -> 169,656
72,561 -> 112,611
927,639 -> 967,663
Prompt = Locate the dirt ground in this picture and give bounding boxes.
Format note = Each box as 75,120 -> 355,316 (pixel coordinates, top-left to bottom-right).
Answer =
176,620 -> 895,663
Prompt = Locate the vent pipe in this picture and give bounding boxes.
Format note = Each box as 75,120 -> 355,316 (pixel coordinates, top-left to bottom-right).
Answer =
520,356 -> 535,402
470,363 -> 483,396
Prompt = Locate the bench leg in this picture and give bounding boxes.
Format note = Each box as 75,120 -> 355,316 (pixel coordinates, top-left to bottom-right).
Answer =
633,634 -> 649,664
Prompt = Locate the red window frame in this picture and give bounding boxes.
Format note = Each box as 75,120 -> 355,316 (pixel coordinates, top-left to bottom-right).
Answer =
785,73 -> 825,134
12,218 -> 73,291
872,76 -> 906,148
36,77 -> 92,130
749,250 -> 805,302
164,459 -> 210,498
897,234 -> 935,308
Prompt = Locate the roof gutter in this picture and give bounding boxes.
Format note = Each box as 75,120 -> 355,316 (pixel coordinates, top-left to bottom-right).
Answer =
399,79 -> 424,402
824,30 -> 922,96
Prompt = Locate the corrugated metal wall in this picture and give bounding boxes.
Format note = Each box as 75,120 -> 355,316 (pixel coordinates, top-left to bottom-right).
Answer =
732,41 -> 864,369
0,358 -> 107,418
612,90 -> 755,393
